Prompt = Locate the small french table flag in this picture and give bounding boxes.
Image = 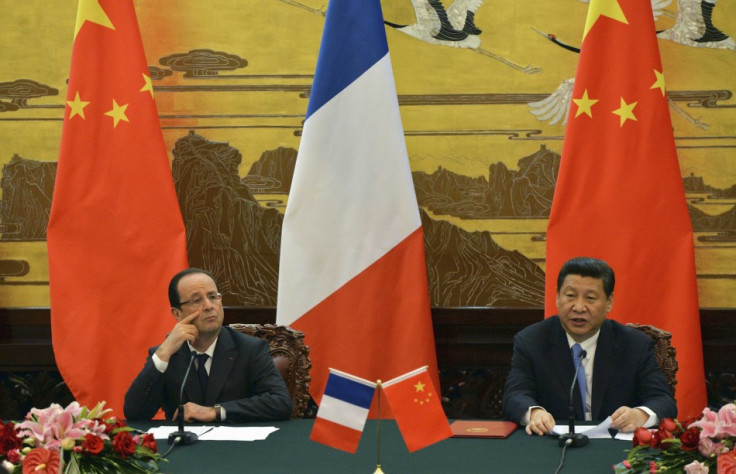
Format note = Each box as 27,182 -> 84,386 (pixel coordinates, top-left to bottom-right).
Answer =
310,369 -> 377,453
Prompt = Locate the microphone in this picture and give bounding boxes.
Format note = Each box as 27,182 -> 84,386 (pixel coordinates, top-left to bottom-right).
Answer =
558,349 -> 589,448
168,351 -> 199,445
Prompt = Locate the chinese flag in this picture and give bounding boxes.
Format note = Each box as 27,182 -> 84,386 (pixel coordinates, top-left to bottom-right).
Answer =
276,0 -> 440,417
382,367 -> 452,452
47,0 -> 188,417
545,0 -> 706,418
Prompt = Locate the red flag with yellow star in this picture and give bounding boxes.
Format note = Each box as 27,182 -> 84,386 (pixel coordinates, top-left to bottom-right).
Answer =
382,366 -> 452,452
47,0 -> 188,417
545,0 -> 706,418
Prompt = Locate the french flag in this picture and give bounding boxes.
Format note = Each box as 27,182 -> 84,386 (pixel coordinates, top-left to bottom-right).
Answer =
310,369 -> 377,453
276,0 -> 439,417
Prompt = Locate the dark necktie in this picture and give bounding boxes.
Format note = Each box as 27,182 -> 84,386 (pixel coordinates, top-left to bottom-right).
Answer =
571,343 -> 587,418
196,353 -> 209,397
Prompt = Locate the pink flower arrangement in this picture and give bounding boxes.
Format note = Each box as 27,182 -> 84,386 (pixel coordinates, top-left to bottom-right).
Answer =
614,404 -> 736,473
0,401 -> 161,473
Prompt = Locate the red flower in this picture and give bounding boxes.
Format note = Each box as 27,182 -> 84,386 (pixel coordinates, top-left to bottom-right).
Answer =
680,427 -> 701,451
0,420 -> 11,438
718,450 -> 736,474
22,448 -> 60,474
650,431 -> 665,449
660,418 -> 678,433
634,427 -> 653,446
0,420 -> 21,456
112,431 -> 136,459
657,426 -> 676,446
0,435 -> 21,457
140,433 -> 157,453
82,433 -> 104,455
7,449 -> 22,464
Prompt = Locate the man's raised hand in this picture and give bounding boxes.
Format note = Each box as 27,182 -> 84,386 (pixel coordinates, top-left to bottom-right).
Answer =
155,311 -> 200,361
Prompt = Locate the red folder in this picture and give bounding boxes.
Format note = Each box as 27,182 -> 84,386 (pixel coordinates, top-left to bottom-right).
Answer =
450,420 -> 518,439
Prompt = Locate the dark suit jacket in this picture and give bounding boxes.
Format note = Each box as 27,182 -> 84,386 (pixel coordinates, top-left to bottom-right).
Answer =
502,316 -> 676,424
124,326 -> 292,422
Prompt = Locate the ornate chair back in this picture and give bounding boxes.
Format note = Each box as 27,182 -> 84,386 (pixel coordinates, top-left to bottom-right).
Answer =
229,323 -> 311,418
626,323 -> 678,397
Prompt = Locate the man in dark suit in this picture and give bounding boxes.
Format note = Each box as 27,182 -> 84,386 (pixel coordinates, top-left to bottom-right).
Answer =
502,257 -> 676,436
124,268 -> 291,422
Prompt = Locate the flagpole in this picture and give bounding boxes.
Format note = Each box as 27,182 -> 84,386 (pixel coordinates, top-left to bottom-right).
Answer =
374,380 -> 384,474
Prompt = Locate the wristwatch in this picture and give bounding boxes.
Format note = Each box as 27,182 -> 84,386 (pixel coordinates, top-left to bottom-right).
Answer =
214,404 -> 222,422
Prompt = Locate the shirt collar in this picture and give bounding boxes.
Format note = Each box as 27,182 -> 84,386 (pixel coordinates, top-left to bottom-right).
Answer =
566,329 -> 599,354
187,337 -> 218,358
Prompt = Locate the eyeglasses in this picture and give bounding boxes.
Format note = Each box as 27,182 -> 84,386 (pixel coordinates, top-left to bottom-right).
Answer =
179,292 -> 222,307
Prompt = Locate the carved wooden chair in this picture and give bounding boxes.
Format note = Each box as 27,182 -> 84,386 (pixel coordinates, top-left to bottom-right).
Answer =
626,323 -> 678,397
229,323 -> 311,418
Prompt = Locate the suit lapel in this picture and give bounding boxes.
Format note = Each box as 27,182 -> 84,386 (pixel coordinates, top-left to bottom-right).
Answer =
547,319 -> 578,414
592,320 -> 618,420
205,328 -> 238,405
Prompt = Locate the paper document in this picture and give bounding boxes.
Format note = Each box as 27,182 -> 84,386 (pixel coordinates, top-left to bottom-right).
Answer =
148,426 -> 279,441
552,416 -> 627,439
148,426 -> 213,439
200,426 -> 279,441
614,431 -> 635,441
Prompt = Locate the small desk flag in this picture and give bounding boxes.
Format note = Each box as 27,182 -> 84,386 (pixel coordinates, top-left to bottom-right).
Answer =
310,369 -> 377,453
382,366 -> 453,452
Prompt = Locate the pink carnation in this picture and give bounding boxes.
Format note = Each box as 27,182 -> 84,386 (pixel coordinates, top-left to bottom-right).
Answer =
684,460 -> 710,474
699,437 -> 729,457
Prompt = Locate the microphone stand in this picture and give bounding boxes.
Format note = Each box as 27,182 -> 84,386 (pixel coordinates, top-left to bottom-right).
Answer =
558,350 -> 589,448
168,351 -> 199,445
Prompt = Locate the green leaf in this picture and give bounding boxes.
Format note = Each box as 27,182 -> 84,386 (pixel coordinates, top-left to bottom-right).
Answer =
64,453 -> 82,474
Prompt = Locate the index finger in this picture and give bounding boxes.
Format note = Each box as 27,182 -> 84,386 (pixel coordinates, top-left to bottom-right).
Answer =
179,310 -> 201,324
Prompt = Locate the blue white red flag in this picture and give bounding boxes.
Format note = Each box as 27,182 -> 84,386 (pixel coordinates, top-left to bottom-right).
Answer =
276,0 -> 439,415
310,369 -> 377,453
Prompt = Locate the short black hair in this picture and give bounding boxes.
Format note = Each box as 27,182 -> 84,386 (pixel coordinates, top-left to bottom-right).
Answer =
168,267 -> 219,309
556,257 -> 615,297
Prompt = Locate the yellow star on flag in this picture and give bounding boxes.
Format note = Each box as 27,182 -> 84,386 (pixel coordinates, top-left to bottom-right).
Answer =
583,0 -> 628,40
650,69 -> 666,96
414,380 -> 426,392
74,0 -> 115,39
140,73 -> 155,98
612,97 -> 638,127
104,99 -> 130,128
573,89 -> 598,118
67,91 -> 90,120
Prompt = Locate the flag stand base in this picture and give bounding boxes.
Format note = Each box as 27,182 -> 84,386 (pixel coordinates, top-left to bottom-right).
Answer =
374,465 -> 385,474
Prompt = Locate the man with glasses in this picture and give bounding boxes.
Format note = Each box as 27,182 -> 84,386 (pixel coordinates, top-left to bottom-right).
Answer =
124,268 -> 291,422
